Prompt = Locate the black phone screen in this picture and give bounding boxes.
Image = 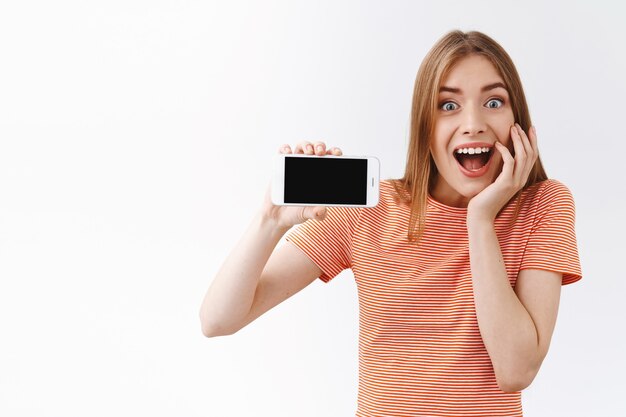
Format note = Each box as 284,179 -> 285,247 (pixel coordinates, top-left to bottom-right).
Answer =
284,156 -> 368,205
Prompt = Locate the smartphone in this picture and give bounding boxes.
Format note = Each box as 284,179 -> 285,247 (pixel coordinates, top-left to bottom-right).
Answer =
271,153 -> 380,207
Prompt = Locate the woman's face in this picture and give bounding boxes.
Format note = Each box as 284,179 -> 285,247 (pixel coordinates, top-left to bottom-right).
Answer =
430,54 -> 515,208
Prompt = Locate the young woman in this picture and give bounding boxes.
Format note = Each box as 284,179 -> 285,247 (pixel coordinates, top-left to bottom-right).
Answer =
200,30 -> 582,417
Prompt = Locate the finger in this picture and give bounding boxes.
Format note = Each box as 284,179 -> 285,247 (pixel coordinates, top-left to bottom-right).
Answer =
279,144 -> 292,154
326,147 -> 343,156
516,123 -> 536,177
529,125 -> 539,161
514,124 -> 532,179
294,141 -> 313,155
511,124 -> 527,161
511,126 -> 528,186
510,125 -> 526,182
313,206 -> 327,221
515,123 -> 533,158
495,141 -> 514,179
312,141 -> 326,156
301,205 -> 327,221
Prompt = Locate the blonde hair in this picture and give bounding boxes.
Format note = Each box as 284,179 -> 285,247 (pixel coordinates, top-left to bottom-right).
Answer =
391,30 -> 548,244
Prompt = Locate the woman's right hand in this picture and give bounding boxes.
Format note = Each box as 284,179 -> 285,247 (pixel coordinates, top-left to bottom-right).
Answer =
262,141 -> 343,230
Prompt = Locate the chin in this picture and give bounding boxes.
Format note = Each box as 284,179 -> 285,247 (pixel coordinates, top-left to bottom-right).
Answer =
458,182 -> 488,198
463,191 -> 481,205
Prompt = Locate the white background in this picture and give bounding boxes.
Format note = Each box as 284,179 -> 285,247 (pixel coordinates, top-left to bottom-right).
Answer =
1,1 -> 624,416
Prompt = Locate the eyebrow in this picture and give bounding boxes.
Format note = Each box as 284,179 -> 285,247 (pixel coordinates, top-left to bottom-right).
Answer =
439,82 -> 508,94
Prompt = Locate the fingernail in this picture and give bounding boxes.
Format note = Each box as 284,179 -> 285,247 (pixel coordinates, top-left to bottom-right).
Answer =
316,145 -> 323,151
307,145 -> 313,152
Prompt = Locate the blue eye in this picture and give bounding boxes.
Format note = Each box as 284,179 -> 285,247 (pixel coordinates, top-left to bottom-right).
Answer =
486,98 -> 504,108
441,101 -> 458,111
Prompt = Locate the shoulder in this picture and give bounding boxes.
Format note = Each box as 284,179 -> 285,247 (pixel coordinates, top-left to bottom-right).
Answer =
526,179 -> 576,210
367,179 -> 410,214
324,204 -> 363,226
497,179 -> 577,228
519,179 -> 577,228
537,179 -> 574,200
343,179 -> 409,228
379,178 -> 409,204
313,180 -> 400,226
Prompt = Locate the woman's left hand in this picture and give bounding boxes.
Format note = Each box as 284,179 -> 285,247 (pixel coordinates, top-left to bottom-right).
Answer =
466,123 -> 538,223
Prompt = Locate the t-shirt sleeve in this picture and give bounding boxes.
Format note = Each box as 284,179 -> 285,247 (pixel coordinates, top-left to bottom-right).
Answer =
520,180 -> 583,285
284,205 -> 361,283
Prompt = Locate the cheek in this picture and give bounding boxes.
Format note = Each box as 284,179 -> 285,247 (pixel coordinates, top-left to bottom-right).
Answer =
432,122 -> 454,149
489,110 -> 514,141
494,120 -> 513,145
429,130 -> 443,156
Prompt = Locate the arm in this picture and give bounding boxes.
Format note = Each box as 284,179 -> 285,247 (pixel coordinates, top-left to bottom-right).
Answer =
467,218 -> 562,392
200,141 -> 346,337
199,211 -> 322,337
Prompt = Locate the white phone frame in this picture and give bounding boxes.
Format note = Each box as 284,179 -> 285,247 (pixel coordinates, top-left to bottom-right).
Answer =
271,153 -> 380,207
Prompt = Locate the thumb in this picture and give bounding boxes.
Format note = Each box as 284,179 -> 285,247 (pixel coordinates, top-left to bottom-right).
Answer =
303,206 -> 327,221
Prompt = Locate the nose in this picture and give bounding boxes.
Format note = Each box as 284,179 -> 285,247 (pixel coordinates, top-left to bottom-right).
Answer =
461,104 -> 487,136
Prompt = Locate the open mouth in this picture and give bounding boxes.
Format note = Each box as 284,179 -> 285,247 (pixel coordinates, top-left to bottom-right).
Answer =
453,147 -> 494,172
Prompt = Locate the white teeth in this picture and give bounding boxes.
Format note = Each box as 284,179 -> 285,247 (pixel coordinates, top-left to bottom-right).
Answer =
455,147 -> 490,154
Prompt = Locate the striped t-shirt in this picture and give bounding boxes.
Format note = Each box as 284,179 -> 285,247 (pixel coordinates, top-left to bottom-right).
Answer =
285,178 -> 582,417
